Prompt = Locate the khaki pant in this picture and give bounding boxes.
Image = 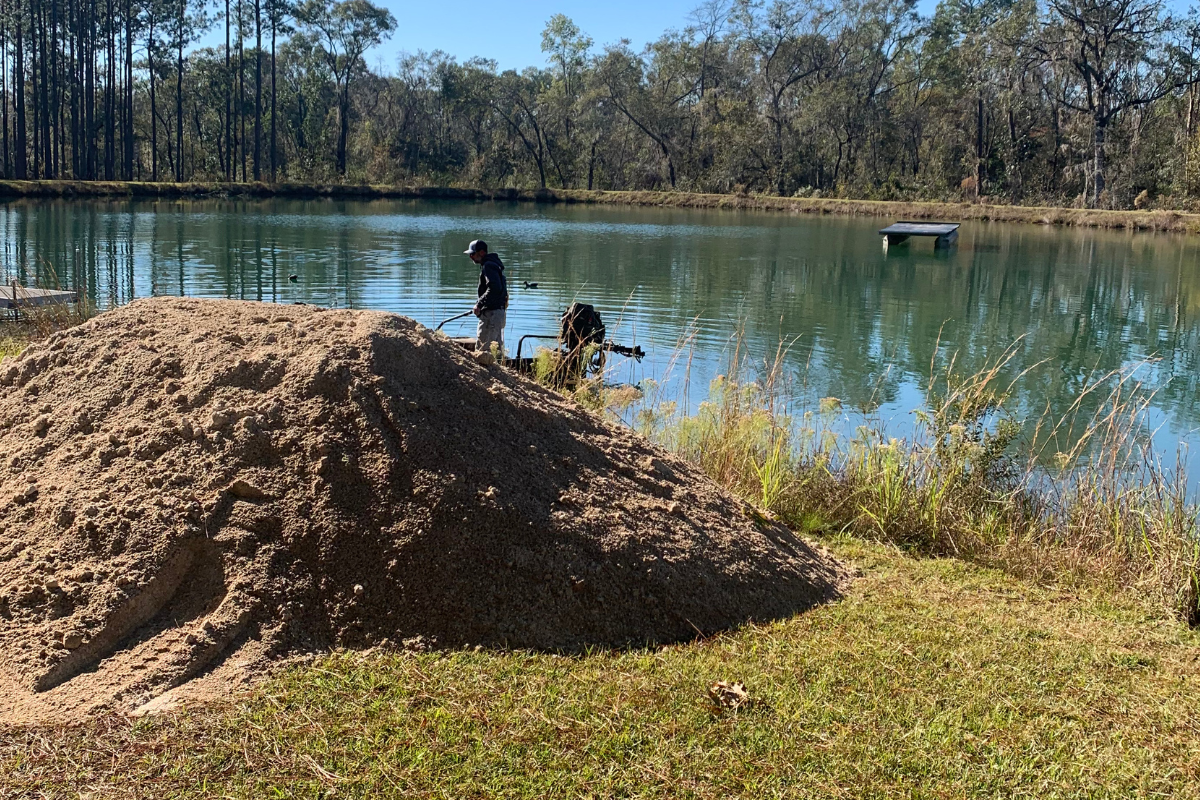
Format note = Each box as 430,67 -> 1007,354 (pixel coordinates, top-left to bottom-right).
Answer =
477,309 -> 506,353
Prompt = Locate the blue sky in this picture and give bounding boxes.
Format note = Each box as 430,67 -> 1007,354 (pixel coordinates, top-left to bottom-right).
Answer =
370,0 -> 707,71
201,0 -> 1190,74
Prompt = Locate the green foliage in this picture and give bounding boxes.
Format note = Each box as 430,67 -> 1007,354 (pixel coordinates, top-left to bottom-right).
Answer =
9,0 -> 1199,207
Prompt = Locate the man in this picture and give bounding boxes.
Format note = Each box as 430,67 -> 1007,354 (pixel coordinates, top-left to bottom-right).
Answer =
465,239 -> 508,352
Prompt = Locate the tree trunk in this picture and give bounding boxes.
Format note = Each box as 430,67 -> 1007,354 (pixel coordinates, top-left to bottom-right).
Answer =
69,0 -> 77,177
225,0 -> 231,180
1093,116 -> 1106,207
30,0 -> 38,179
587,139 -> 596,190
50,0 -> 59,178
270,9 -> 276,181
149,19 -> 156,181
237,0 -> 245,180
772,97 -> 785,195
253,0 -> 261,180
85,0 -> 94,179
124,0 -> 132,179
975,91 -> 984,197
175,26 -> 182,182
2,2 -> 8,179
336,83 -> 348,177
105,0 -> 114,180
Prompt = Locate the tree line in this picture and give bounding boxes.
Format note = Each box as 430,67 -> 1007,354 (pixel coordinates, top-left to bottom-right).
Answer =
0,0 -> 1198,209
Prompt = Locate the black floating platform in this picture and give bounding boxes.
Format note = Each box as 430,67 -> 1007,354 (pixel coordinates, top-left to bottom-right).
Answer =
879,221 -> 960,249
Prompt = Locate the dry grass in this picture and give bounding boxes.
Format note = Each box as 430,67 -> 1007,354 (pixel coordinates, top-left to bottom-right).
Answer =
0,181 -> 1197,232
619,335 -> 1200,624
559,190 -> 1200,232
0,272 -> 94,362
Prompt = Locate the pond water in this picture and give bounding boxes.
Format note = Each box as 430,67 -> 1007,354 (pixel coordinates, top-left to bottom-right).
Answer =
2,197 -> 1199,469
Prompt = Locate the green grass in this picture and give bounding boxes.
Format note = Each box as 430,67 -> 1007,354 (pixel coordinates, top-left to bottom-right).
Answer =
0,334 -> 25,360
4,539 -> 1200,798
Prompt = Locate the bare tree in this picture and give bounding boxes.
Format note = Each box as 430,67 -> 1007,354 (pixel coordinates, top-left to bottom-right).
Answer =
1038,0 -> 1197,205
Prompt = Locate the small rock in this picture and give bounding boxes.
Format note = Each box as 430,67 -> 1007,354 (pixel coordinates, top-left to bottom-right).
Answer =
474,350 -> 496,367
31,414 -> 51,435
62,632 -> 83,650
353,584 -> 365,597
43,576 -> 60,591
667,502 -> 683,517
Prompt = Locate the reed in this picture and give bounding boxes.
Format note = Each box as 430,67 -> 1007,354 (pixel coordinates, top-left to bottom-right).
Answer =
611,333 -> 1200,623
0,261 -> 95,361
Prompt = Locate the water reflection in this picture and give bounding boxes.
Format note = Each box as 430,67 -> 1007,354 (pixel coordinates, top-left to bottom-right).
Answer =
2,197 -> 1199,464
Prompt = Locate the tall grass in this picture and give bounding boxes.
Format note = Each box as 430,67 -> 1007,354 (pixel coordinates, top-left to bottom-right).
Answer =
0,263 -> 94,361
601,334 -> 1200,623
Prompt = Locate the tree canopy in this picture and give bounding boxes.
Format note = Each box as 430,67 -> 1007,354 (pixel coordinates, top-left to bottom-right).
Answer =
0,0 -> 1198,208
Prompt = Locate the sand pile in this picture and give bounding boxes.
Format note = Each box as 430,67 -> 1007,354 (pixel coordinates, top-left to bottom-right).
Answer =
0,297 -> 844,722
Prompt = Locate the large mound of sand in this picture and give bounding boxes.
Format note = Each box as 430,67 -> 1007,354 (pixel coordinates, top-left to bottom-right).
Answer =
0,297 -> 843,722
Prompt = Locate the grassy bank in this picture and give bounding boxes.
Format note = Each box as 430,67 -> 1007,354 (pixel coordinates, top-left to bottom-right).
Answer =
5,539 -> 1199,798
0,180 -> 1198,233
613,343 -> 1200,625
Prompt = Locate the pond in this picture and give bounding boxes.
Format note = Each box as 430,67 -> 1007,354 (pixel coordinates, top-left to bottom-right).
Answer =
2,197 -> 1198,470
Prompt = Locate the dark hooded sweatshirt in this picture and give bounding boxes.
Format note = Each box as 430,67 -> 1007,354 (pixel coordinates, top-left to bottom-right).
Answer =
475,252 -> 509,312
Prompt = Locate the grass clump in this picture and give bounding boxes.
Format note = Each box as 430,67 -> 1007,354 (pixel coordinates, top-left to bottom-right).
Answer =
627,340 -> 1200,624
1,269 -> 94,361
0,331 -> 27,360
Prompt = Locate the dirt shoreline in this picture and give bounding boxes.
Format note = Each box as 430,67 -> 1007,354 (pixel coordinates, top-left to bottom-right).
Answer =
0,180 -> 1196,234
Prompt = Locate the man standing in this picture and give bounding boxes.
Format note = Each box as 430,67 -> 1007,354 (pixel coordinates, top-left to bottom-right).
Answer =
465,240 -> 509,352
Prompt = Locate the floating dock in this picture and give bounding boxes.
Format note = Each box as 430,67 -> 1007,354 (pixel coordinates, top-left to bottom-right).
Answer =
879,221 -> 960,250
0,284 -> 79,310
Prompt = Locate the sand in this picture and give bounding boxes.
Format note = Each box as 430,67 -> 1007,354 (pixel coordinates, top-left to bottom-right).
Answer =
0,297 -> 844,724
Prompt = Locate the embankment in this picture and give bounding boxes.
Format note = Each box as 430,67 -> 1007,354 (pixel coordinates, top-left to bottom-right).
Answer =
0,180 -> 1197,233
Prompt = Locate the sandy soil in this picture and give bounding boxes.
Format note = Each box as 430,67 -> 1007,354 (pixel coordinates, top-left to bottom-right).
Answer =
0,297 -> 845,725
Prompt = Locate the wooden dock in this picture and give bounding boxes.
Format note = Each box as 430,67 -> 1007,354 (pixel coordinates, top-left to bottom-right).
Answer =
0,284 -> 79,310
880,221 -> 960,250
